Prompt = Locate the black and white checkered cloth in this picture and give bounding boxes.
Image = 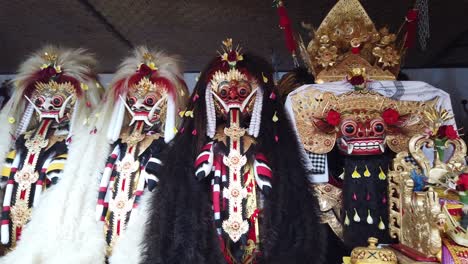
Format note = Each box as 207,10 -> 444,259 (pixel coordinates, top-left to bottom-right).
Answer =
306,151 -> 326,174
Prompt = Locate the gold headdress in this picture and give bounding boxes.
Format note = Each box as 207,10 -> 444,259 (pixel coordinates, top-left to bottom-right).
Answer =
299,0 -> 405,83
290,89 -> 438,154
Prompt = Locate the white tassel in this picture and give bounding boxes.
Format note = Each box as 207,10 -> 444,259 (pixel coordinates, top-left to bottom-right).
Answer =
248,87 -> 263,138
107,98 -> 126,143
15,104 -> 34,137
205,86 -> 216,138
164,96 -> 176,143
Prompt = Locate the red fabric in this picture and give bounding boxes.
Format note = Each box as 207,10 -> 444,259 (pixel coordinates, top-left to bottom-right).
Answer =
404,9 -> 419,48
277,5 -> 296,54
256,166 -> 272,178
255,153 -> 268,163
194,153 -> 210,168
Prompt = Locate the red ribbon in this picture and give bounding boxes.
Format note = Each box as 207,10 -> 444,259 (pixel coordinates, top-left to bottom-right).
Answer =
277,4 -> 296,54
404,9 -> 419,48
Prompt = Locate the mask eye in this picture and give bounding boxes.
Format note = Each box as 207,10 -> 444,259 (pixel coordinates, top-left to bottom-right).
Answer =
341,121 -> 357,136
52,96 -> 64,107
238,87 -> 248,97
34,97 -> 44,107
127,96 -> 137,106
145,95 -> 156,106
219,88 -> 228,98
372,121 -> 385,135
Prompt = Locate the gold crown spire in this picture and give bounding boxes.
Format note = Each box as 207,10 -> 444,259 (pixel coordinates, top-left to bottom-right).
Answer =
300,0 -> 404,83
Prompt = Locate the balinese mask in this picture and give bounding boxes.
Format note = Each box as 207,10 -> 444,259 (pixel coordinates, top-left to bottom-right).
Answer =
337,112 -> 386,155
122,76 -> 167,126
26,80 -> 77,123
209,69 -> 258,116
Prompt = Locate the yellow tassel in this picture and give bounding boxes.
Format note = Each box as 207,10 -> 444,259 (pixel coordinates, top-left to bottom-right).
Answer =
344,212 -> 350,226
148,62 -> 158,70
366,210 -> 373,224
272,111 -> 279,122
353,208 -> 360,222
54,65 -> 62,73
378,217 -> 385,230
352,166 -> 361,178
364,165 -> 371,177
8,117 -> 15,124
262,72 -> 269,83
173,127 -> 178,134
184,111 -> 193,118
378,167 -> 386,180
80,83 -> 89,91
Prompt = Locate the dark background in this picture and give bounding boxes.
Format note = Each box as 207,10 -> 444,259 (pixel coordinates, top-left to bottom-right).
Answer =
1,0 -> 468,73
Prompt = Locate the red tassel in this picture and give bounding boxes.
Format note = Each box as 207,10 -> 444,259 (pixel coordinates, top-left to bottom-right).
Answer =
192,129 -> 197,136
277,3 -> 296,55
366,192 -> 371,201
193,93 -> 199,102
180,127 -> 185,134
404,9 -> 419,48
274,135 -> 279,142
269,91 -> 277,100
352,193 -> 357,201
382,195 -> 387,204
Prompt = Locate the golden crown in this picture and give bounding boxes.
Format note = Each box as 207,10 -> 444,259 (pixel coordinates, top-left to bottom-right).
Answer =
129,77 -> 167,98
209,68 -> 250,91
299,0 -> 404,83
34,80 -> 76,97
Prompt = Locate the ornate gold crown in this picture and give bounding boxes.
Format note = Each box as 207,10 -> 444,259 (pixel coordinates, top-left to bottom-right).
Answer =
34,81 -> 76,97
130,77 -> 167,97
299,0 -> 404,83
209,68 -> 250,91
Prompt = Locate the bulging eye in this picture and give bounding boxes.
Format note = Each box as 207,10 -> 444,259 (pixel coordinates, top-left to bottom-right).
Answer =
219,88 -> 228,98
127,96 -> 137,106
341,121 -> 357,136
34,97 -> 44,107
238,87 -> 248,97
372,121 -> 385,134
145,95 -> 156,106
52,96 -> 64,107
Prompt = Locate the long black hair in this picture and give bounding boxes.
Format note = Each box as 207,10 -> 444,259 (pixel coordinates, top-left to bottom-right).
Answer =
141,53 -> 325,264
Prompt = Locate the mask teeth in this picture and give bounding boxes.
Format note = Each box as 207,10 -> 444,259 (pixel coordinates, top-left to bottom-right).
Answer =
347,143 -> 354,154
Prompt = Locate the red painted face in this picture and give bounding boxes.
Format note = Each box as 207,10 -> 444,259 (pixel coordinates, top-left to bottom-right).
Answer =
337,117 -> 386,155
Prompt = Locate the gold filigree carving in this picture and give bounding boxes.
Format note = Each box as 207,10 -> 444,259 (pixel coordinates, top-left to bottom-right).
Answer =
387,134 -> 467,258
291,88 -> 437,154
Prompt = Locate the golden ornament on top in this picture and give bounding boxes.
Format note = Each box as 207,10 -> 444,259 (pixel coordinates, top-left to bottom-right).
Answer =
350,237 -> 397,264
299,0 -> 405,82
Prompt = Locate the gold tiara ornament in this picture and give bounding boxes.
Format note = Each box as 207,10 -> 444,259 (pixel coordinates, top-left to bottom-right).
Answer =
34,81 -> 76,97
299,0 -> 405,83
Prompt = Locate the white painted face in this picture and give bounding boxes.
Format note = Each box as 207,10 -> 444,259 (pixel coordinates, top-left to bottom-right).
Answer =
120,77 -> 167,127
25,81 -> 76,123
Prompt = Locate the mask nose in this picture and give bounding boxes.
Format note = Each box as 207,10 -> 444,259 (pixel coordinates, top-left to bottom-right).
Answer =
228,87 -> 238,100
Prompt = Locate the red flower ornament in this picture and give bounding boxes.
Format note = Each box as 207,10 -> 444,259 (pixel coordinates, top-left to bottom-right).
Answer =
326,110 -> 341,126
382,108 -> 400,125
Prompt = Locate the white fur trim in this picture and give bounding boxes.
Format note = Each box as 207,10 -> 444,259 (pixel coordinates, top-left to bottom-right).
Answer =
109,191 -> 154,264
164,95 -> 176,143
